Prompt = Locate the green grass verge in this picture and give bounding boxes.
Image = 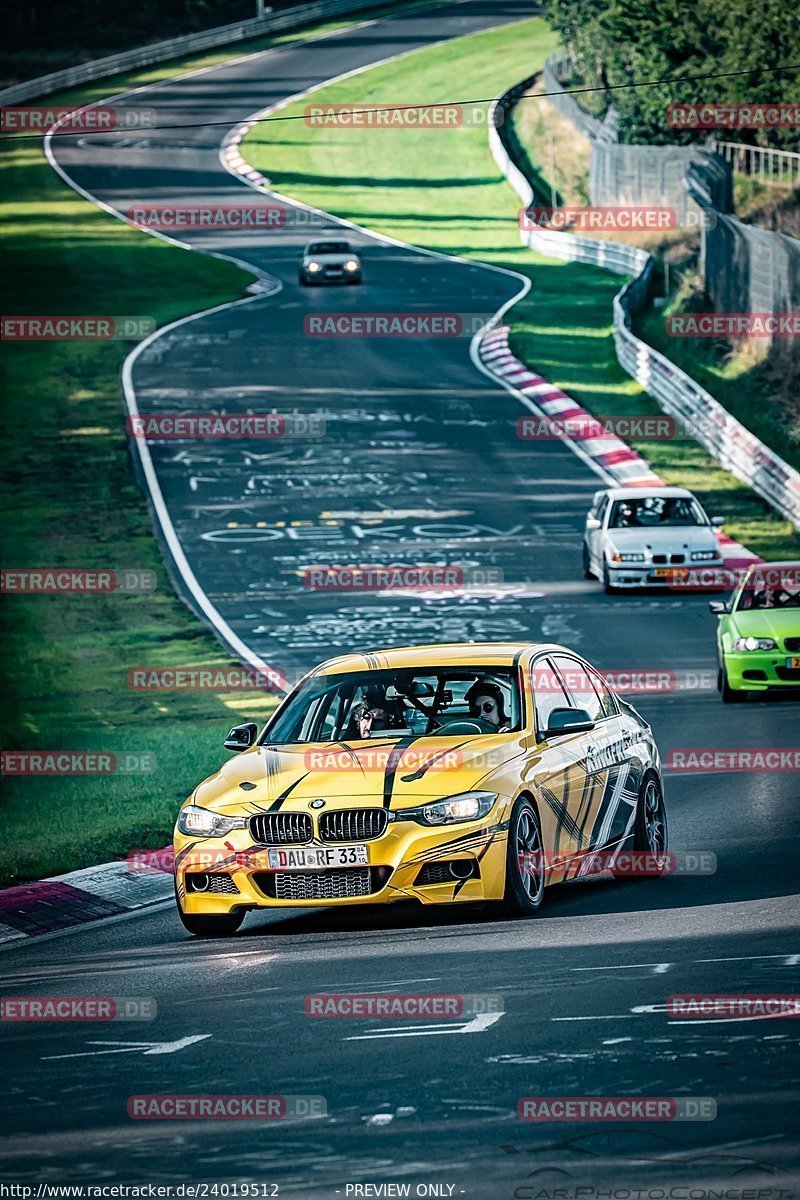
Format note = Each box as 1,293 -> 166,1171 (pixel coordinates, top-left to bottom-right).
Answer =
242,15 -> 798,561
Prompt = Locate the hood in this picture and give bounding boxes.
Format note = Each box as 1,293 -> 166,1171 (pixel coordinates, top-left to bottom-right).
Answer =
728,608 -> 800,643
609,526 -> 718,552
193,733 -> 526,814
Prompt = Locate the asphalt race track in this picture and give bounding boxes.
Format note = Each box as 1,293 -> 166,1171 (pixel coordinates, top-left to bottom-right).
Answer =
1,1 -> 798,1193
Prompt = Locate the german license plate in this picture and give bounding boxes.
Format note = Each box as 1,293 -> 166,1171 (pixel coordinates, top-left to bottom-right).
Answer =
653,567 -> 686,578
786,657 -> 800,669
266,845 -> 368,870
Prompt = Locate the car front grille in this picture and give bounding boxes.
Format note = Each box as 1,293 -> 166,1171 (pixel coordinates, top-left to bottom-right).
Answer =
254,866 -> 391,901
652,555 -> 666,565
670,554 -> 686,564
784,637 -> 800,652
775,667 -> 800,681
249,812 -> 312,845
318,809 -> 388,842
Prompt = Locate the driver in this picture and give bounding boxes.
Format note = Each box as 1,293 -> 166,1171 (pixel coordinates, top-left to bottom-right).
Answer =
464,681 -> 511,732
350,685 -> 407,739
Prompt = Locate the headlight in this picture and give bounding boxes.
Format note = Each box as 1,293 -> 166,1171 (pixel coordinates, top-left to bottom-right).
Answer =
176,805 -> 246,837
691,550 -> 719,561
306,261 -> 322,273
733,637 -> 777,652
401,791 -> 497,826
611,552 -> 645,563
344,259 -> 360,271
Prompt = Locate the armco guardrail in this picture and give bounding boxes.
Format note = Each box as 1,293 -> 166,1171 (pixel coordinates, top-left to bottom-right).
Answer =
0,0 -> 391,104
488,80 -> 800,531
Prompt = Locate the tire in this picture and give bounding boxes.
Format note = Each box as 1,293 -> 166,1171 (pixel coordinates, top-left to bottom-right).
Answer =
613,774 -> 668,879
175,884 -> 244,937
501,796 -> 545,915
720,665 -> 746,703
582,543 -> 594,580
602,562 -> 617,594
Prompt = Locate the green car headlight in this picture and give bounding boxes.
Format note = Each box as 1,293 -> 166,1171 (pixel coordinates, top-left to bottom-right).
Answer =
733,637 -> 777,652
400,791 -> 497,826
176,805 -> 246,837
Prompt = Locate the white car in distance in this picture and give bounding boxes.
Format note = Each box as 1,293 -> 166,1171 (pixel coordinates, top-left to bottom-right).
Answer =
582,487 -> 725,593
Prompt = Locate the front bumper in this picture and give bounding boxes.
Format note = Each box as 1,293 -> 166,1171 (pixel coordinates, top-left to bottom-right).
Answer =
722,651 -> 800,692
301,267 -> 361,284
606,561 -> 725,589
174,811 -> 508,913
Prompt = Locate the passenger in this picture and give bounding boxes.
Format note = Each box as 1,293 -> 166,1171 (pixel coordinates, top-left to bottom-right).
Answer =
350,685 -> 406,739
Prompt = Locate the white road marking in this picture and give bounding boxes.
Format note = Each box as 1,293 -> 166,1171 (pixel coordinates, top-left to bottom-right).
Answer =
344,1012 -> 504,1040
42,1034 -> 211,1060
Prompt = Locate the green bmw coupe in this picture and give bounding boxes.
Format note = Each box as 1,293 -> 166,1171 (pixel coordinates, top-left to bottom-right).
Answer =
710,562 -> 800,702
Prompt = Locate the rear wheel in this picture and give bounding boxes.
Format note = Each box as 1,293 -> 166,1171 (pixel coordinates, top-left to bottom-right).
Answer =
502,797 -> 545,915
613,775 -> 668,878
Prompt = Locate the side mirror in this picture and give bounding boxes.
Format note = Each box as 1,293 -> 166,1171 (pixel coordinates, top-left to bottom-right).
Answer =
544,707 -> 595,737
711,516 -> 725,527
585,516 -> 601,531
224,722 -> 258,752
708,600 -> 728,615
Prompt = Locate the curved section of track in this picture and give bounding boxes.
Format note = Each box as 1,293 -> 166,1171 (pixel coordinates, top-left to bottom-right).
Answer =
4,1 -> 795,1190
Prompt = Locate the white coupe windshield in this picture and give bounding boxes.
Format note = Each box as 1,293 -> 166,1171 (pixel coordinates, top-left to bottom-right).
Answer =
609,496 -> 706,528
263,667 -> 522,744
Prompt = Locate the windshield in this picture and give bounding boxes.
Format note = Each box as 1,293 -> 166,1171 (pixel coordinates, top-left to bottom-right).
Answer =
307,242 -> 351,255
262,667 -> 522,745
609,496 -> 706,528
735,567 -> 800,611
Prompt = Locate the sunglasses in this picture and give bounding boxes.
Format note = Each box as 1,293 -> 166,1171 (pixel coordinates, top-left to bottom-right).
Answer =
472,700 -> 497,714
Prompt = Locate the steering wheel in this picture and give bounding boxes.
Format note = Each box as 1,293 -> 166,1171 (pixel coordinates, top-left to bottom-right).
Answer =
437,719 -> 486,734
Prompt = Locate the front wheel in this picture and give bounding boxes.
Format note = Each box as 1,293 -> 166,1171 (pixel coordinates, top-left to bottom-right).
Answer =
176,891 -> 244,938
719,665 -> 746,703
602,562 -> 617,594
502,797 -> 545,915
582,543 -> 594,580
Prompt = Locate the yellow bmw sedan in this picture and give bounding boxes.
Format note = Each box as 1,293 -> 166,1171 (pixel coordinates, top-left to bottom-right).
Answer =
173,643 -> 667,936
